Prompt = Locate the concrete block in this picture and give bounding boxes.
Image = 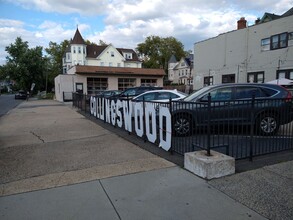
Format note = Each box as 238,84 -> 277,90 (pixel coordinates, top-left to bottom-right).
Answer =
184,150 -> 235,179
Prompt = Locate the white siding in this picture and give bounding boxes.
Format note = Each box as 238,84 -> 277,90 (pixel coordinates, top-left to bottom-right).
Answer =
194,15 -> 293,90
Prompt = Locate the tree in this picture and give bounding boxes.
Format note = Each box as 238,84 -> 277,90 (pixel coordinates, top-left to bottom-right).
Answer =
2,37 -> 47,92
45,40 -> 70,91
85,39 -> 107,46
136,36 -> 186,73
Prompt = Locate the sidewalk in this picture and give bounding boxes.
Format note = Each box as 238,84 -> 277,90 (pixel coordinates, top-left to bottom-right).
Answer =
0,100 -> 291,219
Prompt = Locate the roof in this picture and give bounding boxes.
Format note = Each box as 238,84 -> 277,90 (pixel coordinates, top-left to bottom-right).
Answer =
281,7 -> 293,17
86,45 -> 108,58
185,58 -> 191,66
67,29 -> 141,62
259,7 -> 293,23
117,48 -> 140,61
71,28 -> 85,44
74,65 -> 165,77
168,54 -> 177,63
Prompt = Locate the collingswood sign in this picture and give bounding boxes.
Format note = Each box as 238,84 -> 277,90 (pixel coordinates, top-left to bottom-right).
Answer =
90,97 -> 172,151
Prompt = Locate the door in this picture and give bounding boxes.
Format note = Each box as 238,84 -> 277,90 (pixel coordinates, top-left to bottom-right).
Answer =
76,83 -> 83,94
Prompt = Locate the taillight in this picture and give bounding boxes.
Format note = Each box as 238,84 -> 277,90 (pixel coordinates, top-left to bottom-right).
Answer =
284,88 -> 292,102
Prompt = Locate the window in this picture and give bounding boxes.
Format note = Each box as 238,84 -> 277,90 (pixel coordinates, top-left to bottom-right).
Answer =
67,53 -> 70,60
277,69 -> 293,80
271,33 -> 288,50
111,51 -> 114,57
157,92 -> 179,100
141,79 -> 157,86
124,53 -> 132,59
76,83 -> 83,94
136,93 -> 156,101
118,78 -> 136,90
235,87 -> 268,99
289,32 -> 293,40
204,76 -> 213,86
289,32 -> 293,46
261,38 -> 270,51
222,74 -> 235,84
109,62 -> 112,67
100,62 -> 104,66
83,48 -> 85,54
247,72 -> 264,83
201,88 -> 232,101
73,47 -> 76,53
87,78 -> 108,95
78,47 -> 81,53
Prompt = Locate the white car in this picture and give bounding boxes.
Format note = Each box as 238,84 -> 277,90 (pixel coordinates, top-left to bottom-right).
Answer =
129,89 -> 187,117
132,89 -> 187,103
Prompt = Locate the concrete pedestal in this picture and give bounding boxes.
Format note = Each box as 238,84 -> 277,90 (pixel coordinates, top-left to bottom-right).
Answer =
184,150 -> 235,179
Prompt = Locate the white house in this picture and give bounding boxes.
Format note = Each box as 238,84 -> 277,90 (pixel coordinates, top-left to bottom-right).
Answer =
168,54 -> 194,85
55,28 -> 165,102
193,7 -> 293,90
62,28 -> 142,73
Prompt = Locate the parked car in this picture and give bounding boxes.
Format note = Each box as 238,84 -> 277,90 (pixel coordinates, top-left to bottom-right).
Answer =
129,89 -> 187,117
112,86 -> 163,101
172,83 -> 293,136
15,90 -> 27,99
99,90 -> 122,98
132,89 -> 187,103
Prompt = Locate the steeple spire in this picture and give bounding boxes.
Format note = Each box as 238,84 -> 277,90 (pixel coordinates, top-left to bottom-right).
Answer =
71,27 -> 85,44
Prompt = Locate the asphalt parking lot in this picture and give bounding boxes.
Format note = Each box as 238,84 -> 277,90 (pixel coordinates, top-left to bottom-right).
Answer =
0,99 -> 293,220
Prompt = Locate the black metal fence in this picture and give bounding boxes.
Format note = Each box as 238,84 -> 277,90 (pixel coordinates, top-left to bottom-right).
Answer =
73,93 -> 293,160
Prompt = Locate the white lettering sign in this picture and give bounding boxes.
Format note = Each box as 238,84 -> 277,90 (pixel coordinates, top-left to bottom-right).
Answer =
90,97 -> 171,151
134,102 -> 144,137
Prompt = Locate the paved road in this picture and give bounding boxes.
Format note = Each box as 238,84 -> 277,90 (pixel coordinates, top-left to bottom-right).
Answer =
0,94 -> 23,117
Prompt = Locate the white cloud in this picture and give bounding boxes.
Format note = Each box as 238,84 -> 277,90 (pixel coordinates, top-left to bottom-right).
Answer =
5,0 -> 109,15
1,0 -> 292,65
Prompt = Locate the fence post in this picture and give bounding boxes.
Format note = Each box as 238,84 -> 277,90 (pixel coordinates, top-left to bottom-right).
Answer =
143,97 -> 147,142
169,97 -> 173,155
127,94 -> 131,135
249,94 -> 255,161
72,93 -> 74,107
207,94 -> 211,156
104,97 -> 106,123
84,94 -> 86,113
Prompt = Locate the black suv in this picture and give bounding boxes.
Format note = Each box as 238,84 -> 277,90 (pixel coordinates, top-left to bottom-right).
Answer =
172,83 -> 293,136
112,86 -> 163,101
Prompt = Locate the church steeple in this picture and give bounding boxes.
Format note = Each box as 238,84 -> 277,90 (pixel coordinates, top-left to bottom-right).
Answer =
71,28 -> 85,44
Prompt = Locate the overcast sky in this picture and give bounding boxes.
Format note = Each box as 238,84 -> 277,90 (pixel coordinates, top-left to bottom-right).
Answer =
0,0 -> 292,65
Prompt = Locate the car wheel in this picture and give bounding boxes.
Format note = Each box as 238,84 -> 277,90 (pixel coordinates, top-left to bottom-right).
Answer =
173,114 -> 193,136
256,113 -> 279,136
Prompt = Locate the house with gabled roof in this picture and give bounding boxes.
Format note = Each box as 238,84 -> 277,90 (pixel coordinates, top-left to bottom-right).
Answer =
55,28 -> 164,102
62,28 -> 142,73
168,54 -> 194,85
194,7 -> 293,90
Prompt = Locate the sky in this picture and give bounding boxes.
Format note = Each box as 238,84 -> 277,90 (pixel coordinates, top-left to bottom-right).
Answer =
0,0 -> 292,65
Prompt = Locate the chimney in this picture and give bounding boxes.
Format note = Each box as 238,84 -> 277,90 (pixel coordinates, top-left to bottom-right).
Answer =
255,18 -> 260,25
237,17 -> 247,30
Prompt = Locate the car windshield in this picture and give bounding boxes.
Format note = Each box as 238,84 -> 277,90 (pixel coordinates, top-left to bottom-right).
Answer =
183,86 -> 212,101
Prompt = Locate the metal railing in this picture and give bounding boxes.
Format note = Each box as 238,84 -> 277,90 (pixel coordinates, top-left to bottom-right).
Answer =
73,93 -> 293,160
